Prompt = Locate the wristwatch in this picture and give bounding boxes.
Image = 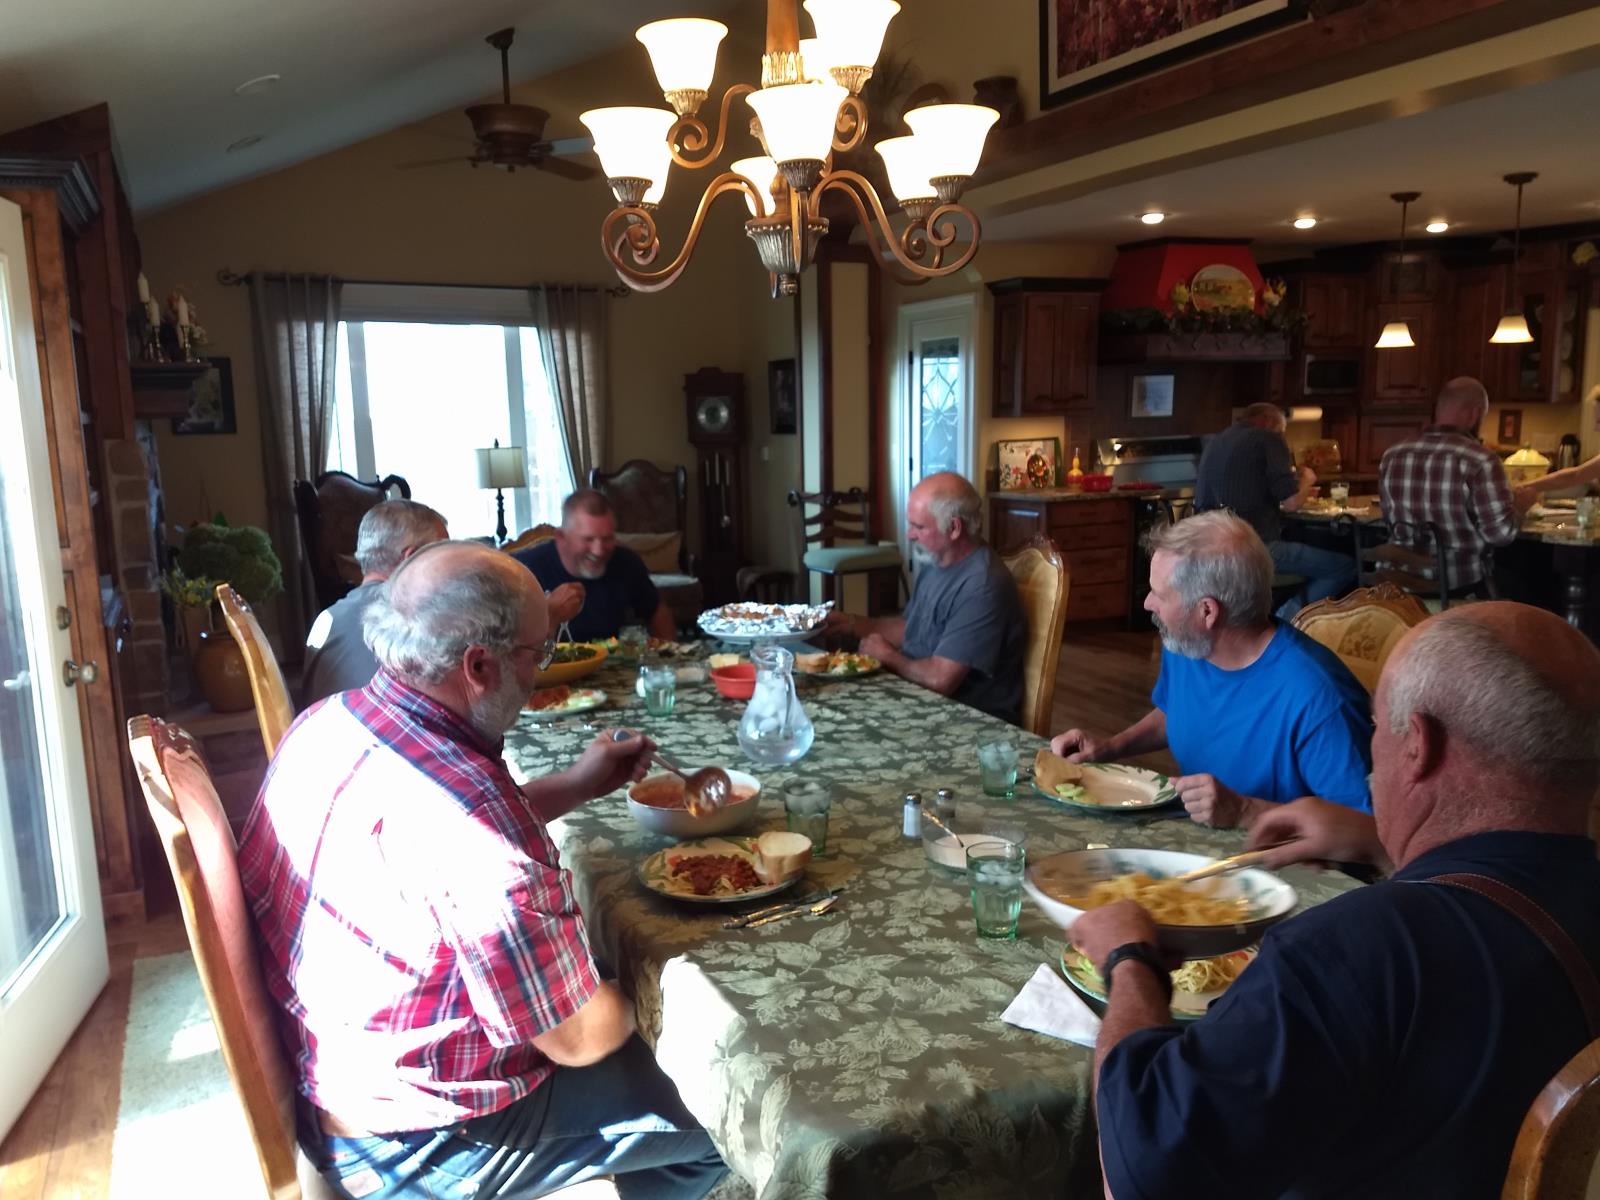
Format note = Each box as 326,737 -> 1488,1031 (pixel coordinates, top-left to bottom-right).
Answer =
1102,942 -> 1173,1005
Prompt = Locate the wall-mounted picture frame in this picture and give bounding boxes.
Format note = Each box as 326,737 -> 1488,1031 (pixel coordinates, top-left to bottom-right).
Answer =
769,357 -> 797,436
1040,0 -> 1306,110
1130,372 -> 1175,419
171,357 -> 236,435
1498,408 -> 1523,446
997,436 -> 1062,491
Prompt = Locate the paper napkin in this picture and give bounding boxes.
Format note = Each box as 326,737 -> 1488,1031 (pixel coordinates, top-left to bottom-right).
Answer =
1001,963 -> 1102,1048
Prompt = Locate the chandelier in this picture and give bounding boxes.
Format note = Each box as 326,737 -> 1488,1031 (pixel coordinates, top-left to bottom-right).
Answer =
580,0 -> 999,297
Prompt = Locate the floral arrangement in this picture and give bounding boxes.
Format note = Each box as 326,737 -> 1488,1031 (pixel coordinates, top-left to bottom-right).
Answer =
162,517 -> 282,608
1575,241 -> 1597,268
1103,277 -> 1305,337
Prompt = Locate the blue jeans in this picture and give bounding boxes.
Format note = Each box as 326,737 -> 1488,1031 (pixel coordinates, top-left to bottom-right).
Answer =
304,1036 -> 728,1199
1269,539 -> 1357,618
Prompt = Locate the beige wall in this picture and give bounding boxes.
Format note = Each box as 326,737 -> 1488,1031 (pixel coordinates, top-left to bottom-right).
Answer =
885,0 -> 1037,112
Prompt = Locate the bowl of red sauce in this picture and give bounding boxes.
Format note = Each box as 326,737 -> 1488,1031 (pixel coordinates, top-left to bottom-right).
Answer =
626,768 -> 761,837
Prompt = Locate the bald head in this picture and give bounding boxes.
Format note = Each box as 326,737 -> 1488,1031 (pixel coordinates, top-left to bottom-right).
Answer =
907,472 -> 983,566
1434,377 -> 1489,432
1238,402 -> 1287,434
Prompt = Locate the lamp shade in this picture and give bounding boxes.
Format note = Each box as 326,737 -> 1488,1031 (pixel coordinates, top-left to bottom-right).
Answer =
642,140 -> 673,205
476,445 -> 527,490
579,107 -> 675,183
746,83 -> 847,164
1374,321 -> 1415,349
803,0 -> 899,69
731,156 -> 779,216
903,103 -> 998,179
1489,313 -> 1534,344
798,38 -> 836,83
635,18 -> 727,95
875,135 -> 937,204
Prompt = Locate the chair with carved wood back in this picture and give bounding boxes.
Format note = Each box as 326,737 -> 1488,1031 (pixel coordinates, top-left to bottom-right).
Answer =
1001,535 -> 1070,738
1290,583 -> 1429,695
589,461 -> 703,631
216,584 -> 295,758
787,488 -> 907,615
292,471 -> 410,613
1501,1037 -> 1600,1199
502,524 -> 558,555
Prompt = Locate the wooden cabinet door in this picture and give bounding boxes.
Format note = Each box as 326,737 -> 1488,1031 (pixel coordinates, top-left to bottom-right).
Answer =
1303,275 -> 1365,348
1020,295 -> 1064,413
1370,301 -> 1436,404
1358,409 -> 1429,474
989,502 -> 1047,554
991,295 -> 1022,417
1050,294 -> 1098,411
1447,267 -> 1512,398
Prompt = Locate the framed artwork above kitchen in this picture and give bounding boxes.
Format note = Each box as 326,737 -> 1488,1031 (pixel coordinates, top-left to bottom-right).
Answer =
1040,0 -> 1308,108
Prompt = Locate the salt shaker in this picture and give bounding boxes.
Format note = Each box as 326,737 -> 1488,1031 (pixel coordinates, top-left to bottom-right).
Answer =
901,791 -> 923,838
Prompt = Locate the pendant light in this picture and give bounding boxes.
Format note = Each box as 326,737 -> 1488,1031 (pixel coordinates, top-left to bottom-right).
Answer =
1374,191 -> 1420,349
1489,172 -> 1538,345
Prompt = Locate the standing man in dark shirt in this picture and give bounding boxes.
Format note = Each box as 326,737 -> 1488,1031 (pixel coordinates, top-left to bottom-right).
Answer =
513,490 -> 677,642
1195,402 -> 1354,615
1071,602 -> 1600,1199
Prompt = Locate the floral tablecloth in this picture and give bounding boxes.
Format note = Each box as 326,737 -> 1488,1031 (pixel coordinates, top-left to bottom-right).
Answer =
502,663 -> 1364,1199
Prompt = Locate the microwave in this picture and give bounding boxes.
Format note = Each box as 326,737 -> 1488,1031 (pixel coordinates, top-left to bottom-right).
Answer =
1303,354 -> 1360,395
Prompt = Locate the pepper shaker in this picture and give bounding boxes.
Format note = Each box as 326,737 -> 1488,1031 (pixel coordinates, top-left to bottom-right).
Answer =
901,791 -> 923,838
934,787 -> 957,818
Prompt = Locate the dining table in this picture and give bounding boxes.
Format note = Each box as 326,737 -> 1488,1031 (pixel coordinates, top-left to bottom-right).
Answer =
502,656 -> 1366,1199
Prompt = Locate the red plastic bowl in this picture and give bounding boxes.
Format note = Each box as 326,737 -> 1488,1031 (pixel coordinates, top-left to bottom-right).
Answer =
1079,473 -> 1114,492
710,663 -> 757,700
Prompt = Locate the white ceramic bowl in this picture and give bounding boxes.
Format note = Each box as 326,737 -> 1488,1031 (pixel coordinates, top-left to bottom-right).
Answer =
1023,847 -> 1297,959
626,769 -> 761,838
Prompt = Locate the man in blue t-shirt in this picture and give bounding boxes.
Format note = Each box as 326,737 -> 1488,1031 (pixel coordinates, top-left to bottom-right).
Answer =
1068,602 -> 1600,1199
512,490 -> 676,643
1052,510 -> 1370,827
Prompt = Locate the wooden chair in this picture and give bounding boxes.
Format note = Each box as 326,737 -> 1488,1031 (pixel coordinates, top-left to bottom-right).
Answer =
1501,1037 -> 1600,1199
1001,535 -> 1070,738
502,523 -> 558,555
1350,516 -> 1497,611
787,488 -> 907,615
127,714 -> 338,1200
292,471 -> 410,613
1290,583 -> 1429,695
589,461 -> 703,630
217,583 -> 295,758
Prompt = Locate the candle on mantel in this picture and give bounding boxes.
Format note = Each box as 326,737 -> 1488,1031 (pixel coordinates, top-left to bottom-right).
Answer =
145,298 -> 160,326
176,295 -> 190,326
137,272 -> 150,304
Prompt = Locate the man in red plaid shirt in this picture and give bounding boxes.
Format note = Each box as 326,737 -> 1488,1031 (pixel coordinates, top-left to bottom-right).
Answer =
1379,377 -> 1531,594
239,540 -> 727,1199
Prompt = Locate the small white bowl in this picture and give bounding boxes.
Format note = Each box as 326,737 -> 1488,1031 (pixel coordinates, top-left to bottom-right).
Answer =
626,769 -> 761,838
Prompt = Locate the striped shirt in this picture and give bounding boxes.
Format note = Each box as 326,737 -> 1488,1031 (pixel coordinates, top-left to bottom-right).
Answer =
1378,426 -> 1520,589
237,670 -> 599,1134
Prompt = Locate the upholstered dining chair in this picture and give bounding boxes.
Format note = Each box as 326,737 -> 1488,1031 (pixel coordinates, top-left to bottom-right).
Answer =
1000,535 -> 1070,738
1289,583 -> 1429,695
216,584 -> 295,758
787,488 -> 907,615
589,461 -> 703,630
502,523 -> 559,555
1501,1037 -> 1600,1199
292,471 -> 410,613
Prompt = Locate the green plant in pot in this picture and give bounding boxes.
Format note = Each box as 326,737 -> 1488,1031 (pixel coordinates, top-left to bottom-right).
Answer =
162,518 -> 283,711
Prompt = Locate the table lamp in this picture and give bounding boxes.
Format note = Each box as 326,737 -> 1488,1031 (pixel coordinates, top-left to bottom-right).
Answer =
475,439 -> 527,545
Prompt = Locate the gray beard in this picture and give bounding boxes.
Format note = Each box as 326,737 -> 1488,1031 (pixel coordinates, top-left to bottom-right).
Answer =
1154,614 -> 1213,660
470,666 -> 527,740
909,543 -> 935,566
572,557 -> 606,580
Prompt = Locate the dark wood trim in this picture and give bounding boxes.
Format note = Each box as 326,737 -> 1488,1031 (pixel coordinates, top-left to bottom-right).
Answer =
987,0 -> 1597,187
0,156 -> 99,234
987,276 -> 1110,295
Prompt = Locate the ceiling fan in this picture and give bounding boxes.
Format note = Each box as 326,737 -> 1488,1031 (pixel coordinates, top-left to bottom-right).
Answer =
397,28 -> 596,178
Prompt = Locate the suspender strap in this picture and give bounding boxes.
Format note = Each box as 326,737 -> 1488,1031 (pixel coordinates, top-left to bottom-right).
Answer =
1424,872 -> 1600,1040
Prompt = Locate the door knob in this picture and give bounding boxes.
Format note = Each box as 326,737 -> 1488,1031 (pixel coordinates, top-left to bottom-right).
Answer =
63,660 -> 98,687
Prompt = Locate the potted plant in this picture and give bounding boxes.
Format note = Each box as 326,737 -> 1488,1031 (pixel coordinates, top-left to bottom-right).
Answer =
161,518 -> 283,710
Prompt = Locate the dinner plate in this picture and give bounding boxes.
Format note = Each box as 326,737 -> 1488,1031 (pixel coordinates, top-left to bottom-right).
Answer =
1059,947 -> 1256,1021
795,653 -> 882,680
1034,762 -> 1177,811
523,687 -> 607,720
637,836 -> 802,906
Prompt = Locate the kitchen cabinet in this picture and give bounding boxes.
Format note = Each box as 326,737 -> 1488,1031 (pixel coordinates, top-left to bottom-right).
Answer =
1357,408 -> 1429,474
1299,273 -> 1366,348
989,494 -> 1133,622
1368,300 -> 1436,404
1445,266 -> 1516,398
990,278 -> 1103,417
1504,253 -> 1585,404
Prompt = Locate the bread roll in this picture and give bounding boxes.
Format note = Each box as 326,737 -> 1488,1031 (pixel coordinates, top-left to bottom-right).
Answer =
753,831 -> 812,883
1034,749 -> 1084,794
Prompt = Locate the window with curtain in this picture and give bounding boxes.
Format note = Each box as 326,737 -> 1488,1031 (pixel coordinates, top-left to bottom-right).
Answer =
325,285 -> 575,539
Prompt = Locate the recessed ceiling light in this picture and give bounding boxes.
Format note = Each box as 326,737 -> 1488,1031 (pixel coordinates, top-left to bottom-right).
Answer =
226,134 -> 264,153
1425,220 -> 1449,233
1140,211 -> 1166,225
1292,216 -> 1318,230
235,74 -> 281,96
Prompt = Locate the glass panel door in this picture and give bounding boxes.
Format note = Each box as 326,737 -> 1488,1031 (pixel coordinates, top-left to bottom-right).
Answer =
0,196 -> 108,1142
892,297 -> 976,563
914,335 -> 962,480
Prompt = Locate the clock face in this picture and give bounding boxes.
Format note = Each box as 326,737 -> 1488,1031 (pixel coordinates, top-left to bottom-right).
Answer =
696,395 -> 733,434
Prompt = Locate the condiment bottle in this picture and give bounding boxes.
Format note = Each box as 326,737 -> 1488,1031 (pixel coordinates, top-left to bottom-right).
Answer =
902,792 -> 923,838
1066,448 -> 1084,492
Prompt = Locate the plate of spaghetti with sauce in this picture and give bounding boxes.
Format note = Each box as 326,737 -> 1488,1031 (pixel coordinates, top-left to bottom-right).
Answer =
637,836 -> 802,906
1059,946 -> 1257,1021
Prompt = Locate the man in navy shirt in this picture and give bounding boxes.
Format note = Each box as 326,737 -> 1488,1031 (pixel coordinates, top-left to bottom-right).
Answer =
513,490 -> 676,643
1052,511 -> 1371,827
1071,602 -> 1600,1199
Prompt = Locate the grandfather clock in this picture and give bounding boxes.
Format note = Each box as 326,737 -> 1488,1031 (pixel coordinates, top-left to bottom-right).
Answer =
684,367 -> 746,604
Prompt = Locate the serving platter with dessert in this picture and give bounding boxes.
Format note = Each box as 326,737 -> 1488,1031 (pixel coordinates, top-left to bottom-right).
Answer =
697,601 -> 832,645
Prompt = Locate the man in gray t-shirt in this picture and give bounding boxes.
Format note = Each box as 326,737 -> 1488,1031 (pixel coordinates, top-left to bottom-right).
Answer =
833,473 -> 1026,725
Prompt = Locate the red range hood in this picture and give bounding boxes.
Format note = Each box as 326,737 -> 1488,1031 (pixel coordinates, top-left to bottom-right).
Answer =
1102,237 -> 1268,313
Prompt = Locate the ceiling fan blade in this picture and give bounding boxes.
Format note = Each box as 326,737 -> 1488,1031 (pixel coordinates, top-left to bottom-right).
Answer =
394,154 -> 474,170
546,136 -> 594,157
534,155 -> 599,182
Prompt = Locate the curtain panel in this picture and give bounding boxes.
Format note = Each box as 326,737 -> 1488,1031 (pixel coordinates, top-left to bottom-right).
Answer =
249,273 -> 341,641
531,284 -> 608,486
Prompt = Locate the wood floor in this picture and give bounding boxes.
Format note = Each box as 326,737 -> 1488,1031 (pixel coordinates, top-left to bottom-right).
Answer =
0,627 -> 1169,1198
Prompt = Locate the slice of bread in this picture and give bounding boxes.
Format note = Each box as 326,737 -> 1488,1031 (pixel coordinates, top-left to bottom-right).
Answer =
1034,748 -> 1083,794
754,830 -> 813,883
707,653 -> 742,669
794,652 -> 829,673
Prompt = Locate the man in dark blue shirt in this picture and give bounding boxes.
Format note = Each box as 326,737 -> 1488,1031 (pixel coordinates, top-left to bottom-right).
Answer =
1069,602 -> 1600,1199
1195,403 -> 1355,616
512,490 -> 676,643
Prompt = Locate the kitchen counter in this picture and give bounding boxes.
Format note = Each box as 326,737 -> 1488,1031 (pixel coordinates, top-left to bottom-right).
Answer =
988,486 -> 1185,502
989,492 -> 1145,622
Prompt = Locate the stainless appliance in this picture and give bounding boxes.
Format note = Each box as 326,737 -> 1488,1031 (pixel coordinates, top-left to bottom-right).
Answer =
1303,353 -> 1360,396
1556,435 -> 1581,471
1100,434 -> 1202,630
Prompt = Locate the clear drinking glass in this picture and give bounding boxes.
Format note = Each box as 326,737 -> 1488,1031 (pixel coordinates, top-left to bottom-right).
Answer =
1578,496 -> 1598,532
1329,482 -> 1350,508
640,665 -> 677,716
977,740 -> 1018,798
967,840 -> 1026,940
782,780 -> 833,854
617,624 -> 649,666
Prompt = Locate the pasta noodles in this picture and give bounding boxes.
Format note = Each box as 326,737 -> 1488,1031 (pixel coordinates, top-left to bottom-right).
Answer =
1170,951 -> 1251,994
1061,871 -> 1251,925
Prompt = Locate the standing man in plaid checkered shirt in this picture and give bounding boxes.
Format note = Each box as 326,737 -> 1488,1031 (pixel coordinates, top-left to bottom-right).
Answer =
240,540 -> 728,1199
1378,377 -> 1533,596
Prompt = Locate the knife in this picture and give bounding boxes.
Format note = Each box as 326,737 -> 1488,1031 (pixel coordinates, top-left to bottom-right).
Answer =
722,888 -> 839,929
746,895 -> 839,927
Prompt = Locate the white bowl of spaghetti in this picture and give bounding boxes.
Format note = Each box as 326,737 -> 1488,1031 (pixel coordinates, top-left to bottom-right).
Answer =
1024,847 -> 1296,959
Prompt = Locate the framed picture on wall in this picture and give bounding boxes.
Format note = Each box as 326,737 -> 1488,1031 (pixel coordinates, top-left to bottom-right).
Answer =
1130,372 -> 1175,419
1498,408 -> 1523,446
769,358 -> 797,435
171,357 -> 236,435
997,437 -> 1062,490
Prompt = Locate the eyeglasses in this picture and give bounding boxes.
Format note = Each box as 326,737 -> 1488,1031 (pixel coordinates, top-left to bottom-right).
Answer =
511,637 -> 559,671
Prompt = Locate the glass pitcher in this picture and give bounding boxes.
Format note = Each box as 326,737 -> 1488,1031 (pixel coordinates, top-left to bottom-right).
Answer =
736,644 -> 815,766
